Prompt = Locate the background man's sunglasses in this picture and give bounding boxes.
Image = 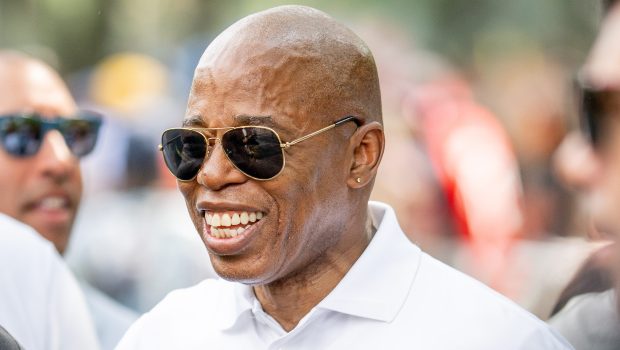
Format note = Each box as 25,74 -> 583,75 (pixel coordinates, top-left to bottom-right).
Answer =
0,112 -> 102,158
159,116 -> 361,181
576,79 -> 620,148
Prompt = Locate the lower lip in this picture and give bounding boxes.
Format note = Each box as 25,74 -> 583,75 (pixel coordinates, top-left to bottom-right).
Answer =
202,219 -> 264,255
29,207 -> 72,226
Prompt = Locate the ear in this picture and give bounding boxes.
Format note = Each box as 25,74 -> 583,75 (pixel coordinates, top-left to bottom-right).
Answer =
347,121 -> 385,188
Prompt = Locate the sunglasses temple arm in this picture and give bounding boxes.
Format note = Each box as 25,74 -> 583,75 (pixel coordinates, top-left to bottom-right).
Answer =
281,124 -> 337,148
281,116 -> 359,148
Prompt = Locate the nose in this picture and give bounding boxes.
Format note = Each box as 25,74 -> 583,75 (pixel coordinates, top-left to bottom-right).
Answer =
196,141 -> 247,191
35,130 -> 78,182
552,131 -> 601,190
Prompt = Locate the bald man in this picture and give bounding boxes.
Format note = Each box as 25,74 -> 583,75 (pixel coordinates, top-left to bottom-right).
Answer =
0,51 -> 86,254
118,6 -> 571,349
0,51 -> 137,350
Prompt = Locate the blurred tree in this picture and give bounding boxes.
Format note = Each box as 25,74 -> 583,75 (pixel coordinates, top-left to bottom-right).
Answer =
0,0 -> 601,76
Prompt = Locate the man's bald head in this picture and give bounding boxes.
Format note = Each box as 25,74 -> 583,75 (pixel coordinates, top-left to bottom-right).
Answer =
0,51 -> 76,116
192,5 -> 382,125
180,6 -> 386,289
0,50 -> 82,254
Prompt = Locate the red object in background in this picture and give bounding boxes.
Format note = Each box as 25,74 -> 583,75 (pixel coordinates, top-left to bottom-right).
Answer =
403,77 -> 525,290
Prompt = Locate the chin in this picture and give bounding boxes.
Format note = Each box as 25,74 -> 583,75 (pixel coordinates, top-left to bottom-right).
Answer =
38,226 -> 71,254
208,253 -> 278,285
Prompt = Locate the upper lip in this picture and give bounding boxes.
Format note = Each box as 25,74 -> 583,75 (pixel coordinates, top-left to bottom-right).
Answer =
196,200 -> 264,214
26,190 -> 74,209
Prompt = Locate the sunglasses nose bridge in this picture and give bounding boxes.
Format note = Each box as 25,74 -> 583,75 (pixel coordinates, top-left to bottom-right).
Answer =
35,120 -> 66,147
195,135 -> 248,189
39,129 -> 75,162
205,137 -> 220,157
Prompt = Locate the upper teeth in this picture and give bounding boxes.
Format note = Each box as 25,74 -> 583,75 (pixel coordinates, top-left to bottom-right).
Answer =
205,211 -> 264,239
206,211 -> 263,228
40,197 -> 66,209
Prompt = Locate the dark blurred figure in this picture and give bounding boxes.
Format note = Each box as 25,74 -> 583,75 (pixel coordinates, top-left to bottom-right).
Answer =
551,243 -> 617,316
550,1 -> 620,348
0,325 -> 22,350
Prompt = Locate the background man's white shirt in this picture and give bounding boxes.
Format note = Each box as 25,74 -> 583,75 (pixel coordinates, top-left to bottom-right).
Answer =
0,214 -> 100,350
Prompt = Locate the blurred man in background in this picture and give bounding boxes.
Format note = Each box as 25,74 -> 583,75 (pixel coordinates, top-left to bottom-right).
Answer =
68,52 -> 217,314
0,50 -> 137,350
550,0 -> 620,348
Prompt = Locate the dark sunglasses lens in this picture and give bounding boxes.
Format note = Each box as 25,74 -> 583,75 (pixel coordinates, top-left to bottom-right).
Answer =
161,129 -> 207,180
60,119 -> 101,157
0,117 -> 42,157
222,127 -> 283,179
581,88 -> 601,145
579,88 -> 620,147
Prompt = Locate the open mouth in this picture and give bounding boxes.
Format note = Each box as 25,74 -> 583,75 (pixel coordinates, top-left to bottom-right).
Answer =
204,210 -> 264,238
25,194 -> 73,226
38,196 -> 70,210
28,195 -> 72,215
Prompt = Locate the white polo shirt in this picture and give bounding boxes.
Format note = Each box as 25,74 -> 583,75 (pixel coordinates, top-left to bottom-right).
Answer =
117,202 -> 572,349
549,289 -> 620,350
0,214 -> 100,350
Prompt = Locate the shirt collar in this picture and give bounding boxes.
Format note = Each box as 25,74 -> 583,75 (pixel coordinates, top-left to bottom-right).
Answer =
214,201 -> 422,329
214,279 -> 255,331
317,201 -> 422,322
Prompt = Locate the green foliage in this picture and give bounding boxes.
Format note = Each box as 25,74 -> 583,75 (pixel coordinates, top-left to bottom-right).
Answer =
0,0 -> 601,74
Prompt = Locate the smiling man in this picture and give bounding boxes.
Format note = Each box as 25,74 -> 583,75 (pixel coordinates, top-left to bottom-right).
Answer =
0,52 -> 88,254
118,6 -> 571,349
0,51 -> 137,350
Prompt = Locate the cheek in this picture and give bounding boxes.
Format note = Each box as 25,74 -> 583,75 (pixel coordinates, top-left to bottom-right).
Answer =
588,128 -> 620,233
71,167 -> 83,198
0,156 -> 27,215
177,181 -> 195,205
177,182 -> 202,228
589,161 -> 620,233
270,153 -> 347,247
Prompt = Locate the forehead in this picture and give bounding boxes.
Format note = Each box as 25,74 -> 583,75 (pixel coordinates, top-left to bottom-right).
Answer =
0,61 -> 76,116
184,10 -> 372,130
582,4 -> 620,88
186,53 -> 322,131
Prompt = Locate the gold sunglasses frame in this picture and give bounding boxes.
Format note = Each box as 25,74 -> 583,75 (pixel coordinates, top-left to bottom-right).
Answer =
159,115 -> 360,181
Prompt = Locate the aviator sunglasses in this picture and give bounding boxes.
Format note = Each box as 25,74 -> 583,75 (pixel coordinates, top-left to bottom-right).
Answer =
576,77 -> 620,148
159,115 -> 361,181
0,112 -> 102,158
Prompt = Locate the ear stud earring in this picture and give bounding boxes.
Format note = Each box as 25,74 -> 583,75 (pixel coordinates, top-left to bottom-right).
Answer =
356,177 -> 362,183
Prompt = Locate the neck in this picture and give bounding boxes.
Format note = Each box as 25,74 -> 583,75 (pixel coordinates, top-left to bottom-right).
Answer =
253,217 -> 374,332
